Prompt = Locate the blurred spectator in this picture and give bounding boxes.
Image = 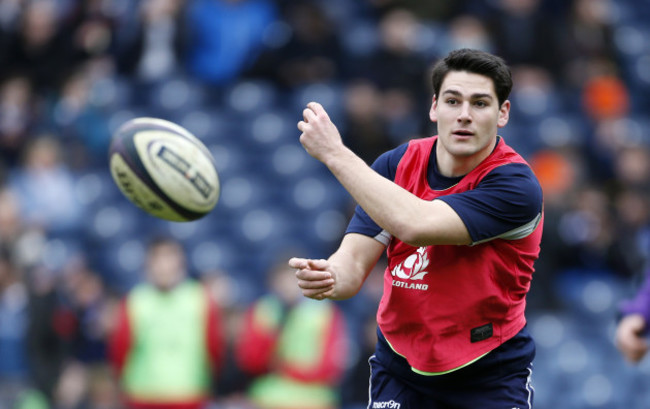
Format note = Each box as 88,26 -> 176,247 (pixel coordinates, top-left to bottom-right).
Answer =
0,190 -> 70,404
0,0 -> 23,34
562,0 -> 618,88
52,358 -> 120,409
487,0 -> 565,80
345,9 -> 432,141
115,0 -> 187,82
439,14 -> 493,56
0,75 -> 37,169
8,135 -> 84,236
527,148 -> 581,309
186,0 -> 278,86
66,0 -> 116,62
582,73 -> 630,120
0,187 -> 47,275
555,185 -> 616,274
85,364 -> 121,409
609,187 -> 650,279
356,8 -> 429,93
616,274 -> 650,363
108,236 -> 225,409
0,188 -> 26,251
364,0 -> 458,21
248,1 -> 343,89
200,269 -> 252,405
25,264 -> 76,406
62,259 -> 117,366
509,66 -> 558,120
2,0 -> 78,92
0,246 -> 30,408
235,258 -> 349,409
340,80 -> 393,164
381,87 -> 424,145
46,66 -> 112,165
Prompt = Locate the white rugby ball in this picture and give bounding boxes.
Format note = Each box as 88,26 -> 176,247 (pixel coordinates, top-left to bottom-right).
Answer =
108,117 -> 219,221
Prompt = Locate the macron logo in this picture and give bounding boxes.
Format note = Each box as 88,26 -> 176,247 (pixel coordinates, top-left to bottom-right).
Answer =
372,400 -> 401,409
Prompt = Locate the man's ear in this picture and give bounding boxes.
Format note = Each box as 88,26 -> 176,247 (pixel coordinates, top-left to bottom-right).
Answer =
497,100 -> 510,128
429,95 -> 438,123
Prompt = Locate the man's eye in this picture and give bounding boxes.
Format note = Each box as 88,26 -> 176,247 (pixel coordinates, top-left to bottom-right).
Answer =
475,101 -> 487,107
447,99 -> 458,105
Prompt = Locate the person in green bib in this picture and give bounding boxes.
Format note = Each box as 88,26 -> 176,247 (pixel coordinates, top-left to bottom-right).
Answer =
108,237 -> 225,409
235,258 -> 349,409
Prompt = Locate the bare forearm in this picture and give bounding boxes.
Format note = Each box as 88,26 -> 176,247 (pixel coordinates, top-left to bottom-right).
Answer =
325,147 -> 418,238
297,101 -> 469,246
326,245 -> 373,300
291,233 -> 384,301
324,147 -> 469,246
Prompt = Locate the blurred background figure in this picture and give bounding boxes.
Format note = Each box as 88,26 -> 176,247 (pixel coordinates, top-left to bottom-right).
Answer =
7,135 -> 84,236
235,257 -> 349,409
115,0 -> 187,83
488,0 -> 564,81
108,237 -> 224,409
185,0 -> 278,86
0,75 -> 36,170
0,245 -> 31,408
248,1 -> 343,89
44,66 -> 113,167
1,0 -> 75,93
616,276 -> 650,363
340,80 -> 393,164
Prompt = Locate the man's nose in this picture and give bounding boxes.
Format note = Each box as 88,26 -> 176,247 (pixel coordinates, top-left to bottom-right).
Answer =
457,102 -> 472,122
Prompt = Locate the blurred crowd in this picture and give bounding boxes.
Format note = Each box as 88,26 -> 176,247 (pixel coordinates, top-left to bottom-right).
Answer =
1,0 -> 649,408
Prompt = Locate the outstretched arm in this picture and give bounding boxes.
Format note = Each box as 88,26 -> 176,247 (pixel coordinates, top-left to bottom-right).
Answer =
297,102 -> 470,246
289,233 -> 385,301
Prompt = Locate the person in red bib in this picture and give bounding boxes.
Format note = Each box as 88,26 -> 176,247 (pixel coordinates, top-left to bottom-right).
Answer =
290,48 -> 543,408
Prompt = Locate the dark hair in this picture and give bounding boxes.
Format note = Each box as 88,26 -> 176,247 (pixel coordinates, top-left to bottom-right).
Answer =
146,235 -> 183,252
431,48 -> 513,107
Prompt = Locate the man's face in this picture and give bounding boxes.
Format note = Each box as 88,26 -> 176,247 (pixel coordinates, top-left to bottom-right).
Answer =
430,70 -> 510,163
147,242 -> 185,291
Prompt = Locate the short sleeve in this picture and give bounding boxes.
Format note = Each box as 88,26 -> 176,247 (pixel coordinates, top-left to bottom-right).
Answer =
437,163 -> 543,244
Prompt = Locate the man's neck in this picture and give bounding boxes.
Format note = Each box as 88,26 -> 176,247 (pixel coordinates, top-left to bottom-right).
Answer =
435,137 -> 499,178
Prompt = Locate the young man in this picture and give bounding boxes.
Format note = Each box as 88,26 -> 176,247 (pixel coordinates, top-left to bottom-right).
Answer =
109,237 -> 224,409
289,49 -> 543,408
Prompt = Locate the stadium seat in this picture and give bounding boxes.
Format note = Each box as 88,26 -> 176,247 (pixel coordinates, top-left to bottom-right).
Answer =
175,108 -> 235,144
244,109 -> 299,153
89,75 -> 134,111
74,170 -> 123,211
340,19 -> 380,58
291,82 -> 346,124
223,79 -> 280,115
146,76 -> 207,114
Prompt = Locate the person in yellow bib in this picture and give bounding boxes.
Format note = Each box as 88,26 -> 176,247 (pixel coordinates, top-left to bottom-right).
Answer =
109,237 -> 225,409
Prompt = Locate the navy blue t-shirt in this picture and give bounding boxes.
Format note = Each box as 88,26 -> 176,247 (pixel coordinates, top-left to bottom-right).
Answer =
345,138 -> 543,246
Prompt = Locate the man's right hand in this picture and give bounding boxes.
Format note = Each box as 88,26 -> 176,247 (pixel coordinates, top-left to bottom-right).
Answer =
288,257 -> 336,300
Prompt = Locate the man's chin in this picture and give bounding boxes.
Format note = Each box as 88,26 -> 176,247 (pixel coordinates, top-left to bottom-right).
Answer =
448,145 -> 480,157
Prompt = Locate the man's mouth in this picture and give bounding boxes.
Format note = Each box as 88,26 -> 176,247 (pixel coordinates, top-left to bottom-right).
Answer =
452,130 -> 474,137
